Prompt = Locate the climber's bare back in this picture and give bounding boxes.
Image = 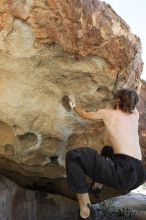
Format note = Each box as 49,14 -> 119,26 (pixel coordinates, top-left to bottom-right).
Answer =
100,108 -> 142,160
73,105 -> 142,160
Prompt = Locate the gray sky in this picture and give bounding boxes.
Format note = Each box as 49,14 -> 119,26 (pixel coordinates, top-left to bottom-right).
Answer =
104,0 -> 146,80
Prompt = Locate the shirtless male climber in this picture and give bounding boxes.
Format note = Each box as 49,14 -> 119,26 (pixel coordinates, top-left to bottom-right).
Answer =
65,89 -> 146,220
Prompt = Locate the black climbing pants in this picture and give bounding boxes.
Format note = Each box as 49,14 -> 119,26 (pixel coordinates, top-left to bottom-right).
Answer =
65,146 -> 146,193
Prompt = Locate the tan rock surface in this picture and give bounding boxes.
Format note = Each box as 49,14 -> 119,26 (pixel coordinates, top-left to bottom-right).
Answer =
138,80 -> 146,166
0,0 -> 145,197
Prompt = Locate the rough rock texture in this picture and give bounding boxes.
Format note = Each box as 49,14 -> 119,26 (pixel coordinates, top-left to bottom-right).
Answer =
0,0 -> 145,198
0,175 -> 146,220
0,175 -> 78,220
138,80 -> 146,166
93,192 -> 146,220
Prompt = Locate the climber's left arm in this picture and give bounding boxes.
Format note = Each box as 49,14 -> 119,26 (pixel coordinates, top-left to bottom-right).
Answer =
73,106 -> 105,120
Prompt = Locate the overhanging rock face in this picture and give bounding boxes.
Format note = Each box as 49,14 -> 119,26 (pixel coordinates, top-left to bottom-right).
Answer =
0,0 -> 144,186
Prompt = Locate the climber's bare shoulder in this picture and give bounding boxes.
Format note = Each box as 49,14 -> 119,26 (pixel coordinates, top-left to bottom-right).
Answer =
132,108 -> 139,116
96,108 -> 115,119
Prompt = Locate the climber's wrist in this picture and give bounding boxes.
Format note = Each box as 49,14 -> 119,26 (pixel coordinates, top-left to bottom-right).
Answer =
72,104 -> 76,109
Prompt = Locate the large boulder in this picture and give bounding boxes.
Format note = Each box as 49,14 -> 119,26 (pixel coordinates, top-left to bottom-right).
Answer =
0,0 -> 145,198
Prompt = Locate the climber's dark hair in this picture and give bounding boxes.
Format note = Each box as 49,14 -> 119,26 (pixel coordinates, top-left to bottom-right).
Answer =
114,89 -> 139,113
